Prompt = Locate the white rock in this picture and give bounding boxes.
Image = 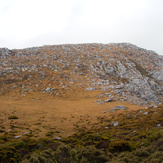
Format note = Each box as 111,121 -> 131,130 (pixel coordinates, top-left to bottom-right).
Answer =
114,122 -> 119,127
144,112 -> 148,115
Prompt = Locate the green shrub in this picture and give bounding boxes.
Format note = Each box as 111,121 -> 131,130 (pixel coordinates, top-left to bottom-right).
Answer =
0,146 -> 20,162
21,159 -> 30,163
80,156 -> 88,163
0,135 -> 8,141
70,148 -> 79,162
54,143 -> 71,162
134,148 -> 150,157
144,151 -> 163,163
108,140 -> 132,153
143,132 -> 162,147
45,131 -> 54,137
8,116 -> 18,120
0,129 -> 5,133
77,146 -> 108,163
21,148 -> 57,163
28,155 -> 40,163
110,153 -> 140,163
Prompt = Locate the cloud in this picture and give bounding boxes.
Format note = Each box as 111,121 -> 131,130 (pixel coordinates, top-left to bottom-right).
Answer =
0,0 -> 163,55
0,0 -> 76,41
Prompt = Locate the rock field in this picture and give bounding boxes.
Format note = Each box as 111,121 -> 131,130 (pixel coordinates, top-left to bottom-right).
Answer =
0,43 -> 163,106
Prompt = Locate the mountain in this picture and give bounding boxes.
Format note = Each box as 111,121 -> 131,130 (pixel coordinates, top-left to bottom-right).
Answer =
0,43 -> 162,106
0,43 -> 163,162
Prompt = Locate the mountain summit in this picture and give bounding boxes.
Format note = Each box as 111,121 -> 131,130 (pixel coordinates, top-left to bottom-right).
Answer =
0,43 -> 163,106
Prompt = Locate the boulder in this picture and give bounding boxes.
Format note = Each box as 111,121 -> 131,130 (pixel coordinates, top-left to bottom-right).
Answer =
104,99 -> 112,103
85,87 -> 96,91
111,105 -> 128,111
113,122 -> 119,127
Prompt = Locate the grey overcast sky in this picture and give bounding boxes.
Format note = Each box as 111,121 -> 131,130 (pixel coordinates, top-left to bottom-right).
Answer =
0,0 -> 163,55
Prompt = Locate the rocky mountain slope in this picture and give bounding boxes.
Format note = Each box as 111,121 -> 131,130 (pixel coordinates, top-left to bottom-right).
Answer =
0,43 -> 163,106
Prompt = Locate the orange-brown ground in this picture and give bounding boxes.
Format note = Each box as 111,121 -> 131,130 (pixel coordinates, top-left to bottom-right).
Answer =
0,90 -> 144,139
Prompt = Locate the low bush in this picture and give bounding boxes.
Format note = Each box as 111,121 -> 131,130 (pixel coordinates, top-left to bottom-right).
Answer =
108,140 -> 132,153
8,116 -> 18,120
0,105 -> 162,162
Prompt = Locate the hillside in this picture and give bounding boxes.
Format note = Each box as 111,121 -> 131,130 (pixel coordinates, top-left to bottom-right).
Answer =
0,43 -> 163,105
0,43 -> 163,162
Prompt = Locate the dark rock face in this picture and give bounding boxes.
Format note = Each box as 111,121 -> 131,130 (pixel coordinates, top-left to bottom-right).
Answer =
0,43 -> 162,106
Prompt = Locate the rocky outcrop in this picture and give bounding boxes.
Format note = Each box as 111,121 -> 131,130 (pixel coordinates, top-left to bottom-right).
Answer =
0,48 -> 11,59
0,43 -> 162,106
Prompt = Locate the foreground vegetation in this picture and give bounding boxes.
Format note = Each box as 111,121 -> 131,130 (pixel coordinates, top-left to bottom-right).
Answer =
0,105 -> 162,163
